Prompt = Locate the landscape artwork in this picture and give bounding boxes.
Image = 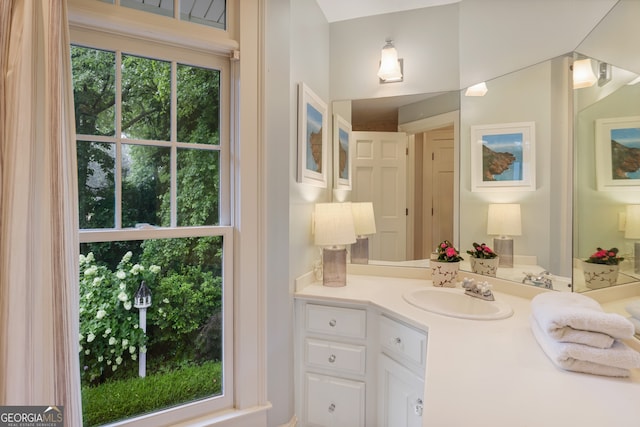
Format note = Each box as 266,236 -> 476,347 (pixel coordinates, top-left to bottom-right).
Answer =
470,122 -> 536,192
297,82 -> 327,187
333,113 -> 352,190
338,128 -> 349,179
305,103 -> 323,173
481,132 -> 523,182
595,116 -> 640,190
610,127 -> 640,180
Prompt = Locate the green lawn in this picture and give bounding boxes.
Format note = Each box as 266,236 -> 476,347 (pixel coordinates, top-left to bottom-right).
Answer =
82,361 -> 222,426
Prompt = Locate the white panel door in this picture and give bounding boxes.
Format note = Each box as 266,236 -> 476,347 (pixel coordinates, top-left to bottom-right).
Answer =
352,131 -> 407,261
423,127 -> 455,255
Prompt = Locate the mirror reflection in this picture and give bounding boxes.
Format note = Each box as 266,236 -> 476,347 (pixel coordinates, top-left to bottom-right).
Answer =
342,57 -> 574,291
335,0 -> 640,293
573,0 -> 640,293
573,56 -> 640,292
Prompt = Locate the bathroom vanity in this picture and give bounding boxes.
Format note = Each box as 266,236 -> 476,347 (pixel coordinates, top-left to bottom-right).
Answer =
294,272 -> 640,427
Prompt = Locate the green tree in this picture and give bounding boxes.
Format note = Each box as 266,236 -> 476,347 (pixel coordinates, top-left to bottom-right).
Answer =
73,45 -> 225,369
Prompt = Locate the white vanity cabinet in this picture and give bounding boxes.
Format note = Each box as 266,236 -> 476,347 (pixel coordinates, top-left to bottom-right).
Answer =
377,315 -> 428,427
294,299 -> 428,427
295,301 -> 372,427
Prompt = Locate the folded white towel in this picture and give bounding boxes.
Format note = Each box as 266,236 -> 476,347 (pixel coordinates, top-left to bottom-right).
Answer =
625,300 -> 640,319
531,292 -> 634,348
530,317 -> 636,377
629,316 -> 640,335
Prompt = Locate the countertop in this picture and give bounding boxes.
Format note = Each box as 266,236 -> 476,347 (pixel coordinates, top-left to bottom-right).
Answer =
295,273 -> 640,427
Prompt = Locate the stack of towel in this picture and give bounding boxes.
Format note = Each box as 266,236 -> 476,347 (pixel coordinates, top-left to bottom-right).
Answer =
626,301 -> 640,337
530,292 -> 640,377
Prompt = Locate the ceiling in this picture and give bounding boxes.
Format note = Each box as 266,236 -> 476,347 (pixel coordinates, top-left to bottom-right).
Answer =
316,0 -> 460,23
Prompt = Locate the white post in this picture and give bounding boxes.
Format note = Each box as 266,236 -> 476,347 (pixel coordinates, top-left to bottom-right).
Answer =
134,281 -> 151,379
139,307 -> 147,378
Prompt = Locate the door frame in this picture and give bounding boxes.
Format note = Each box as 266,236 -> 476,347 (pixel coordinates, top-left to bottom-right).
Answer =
399,110 -> 460,259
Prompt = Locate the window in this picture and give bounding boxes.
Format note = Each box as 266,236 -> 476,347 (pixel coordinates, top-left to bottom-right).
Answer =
100,0 -> 227,29
72,33 -> 233,426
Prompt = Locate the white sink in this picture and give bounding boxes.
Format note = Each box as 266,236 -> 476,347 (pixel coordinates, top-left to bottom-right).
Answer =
403,287 -> 513,320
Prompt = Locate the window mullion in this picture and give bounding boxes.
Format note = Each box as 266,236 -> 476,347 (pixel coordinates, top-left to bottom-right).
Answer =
115,50 -> 123,229
171,61 -> 178,228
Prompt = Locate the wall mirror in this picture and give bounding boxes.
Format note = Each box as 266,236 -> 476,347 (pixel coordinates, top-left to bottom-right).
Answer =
573,0 -> 640,292
339,57 -> 573,291
333,0 -> 640,293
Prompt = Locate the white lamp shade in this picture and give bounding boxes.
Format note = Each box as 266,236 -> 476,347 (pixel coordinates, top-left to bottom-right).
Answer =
573,58 -> 597,89
314,202 -> 357,246
625,205 -> 640,239
377,41 -> 402,82
487,204 -> 522,237
465,82 -> 488,96
351,202 -> 376,236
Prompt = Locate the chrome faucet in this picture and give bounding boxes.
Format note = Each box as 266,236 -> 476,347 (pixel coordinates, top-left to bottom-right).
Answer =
462,278 -> 495,301
522,271 -> 554,290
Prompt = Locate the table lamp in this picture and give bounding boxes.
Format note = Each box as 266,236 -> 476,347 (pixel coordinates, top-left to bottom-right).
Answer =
314,202 -> 356,286
350,202 -> 377,264
625,205 -> 640,274
487,203 -> 522,268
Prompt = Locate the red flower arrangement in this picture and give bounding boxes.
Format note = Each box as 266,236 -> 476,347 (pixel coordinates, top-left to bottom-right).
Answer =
585,247 -> 624,265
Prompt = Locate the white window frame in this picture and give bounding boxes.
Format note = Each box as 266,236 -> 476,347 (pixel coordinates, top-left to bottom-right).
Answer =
68,1 -> 266,425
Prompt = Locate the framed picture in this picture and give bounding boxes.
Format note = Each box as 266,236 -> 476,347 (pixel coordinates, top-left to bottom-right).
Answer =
470,121 -> 536,192
595,116 -> 640,191
297,82 -> 328,187
333,114 -> 352,190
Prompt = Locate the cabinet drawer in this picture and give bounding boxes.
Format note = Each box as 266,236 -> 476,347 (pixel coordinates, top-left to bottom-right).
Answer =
305,373 -> 365,427
306,304 -> 366,339
305,338 -> 366,375
379,315 -> 427,369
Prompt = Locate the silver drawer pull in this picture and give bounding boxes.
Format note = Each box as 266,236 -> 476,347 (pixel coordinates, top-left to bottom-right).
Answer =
329,319 -> 337,327
394,337 -> 402,345
328,354 -> 336,363
328,403 -> 336,413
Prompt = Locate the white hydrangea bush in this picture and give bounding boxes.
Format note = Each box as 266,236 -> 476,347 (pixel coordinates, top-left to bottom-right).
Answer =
79,251 -> 160,384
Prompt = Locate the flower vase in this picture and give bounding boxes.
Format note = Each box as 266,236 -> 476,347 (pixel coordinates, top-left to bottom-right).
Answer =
470,257 -> 499,277
582,262 -> 619,289
431,261 -> 460,287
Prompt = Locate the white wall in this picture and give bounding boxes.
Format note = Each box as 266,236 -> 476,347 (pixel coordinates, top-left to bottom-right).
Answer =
328,0 -> 616,102
265,0 -> 294,425
289,0 -> 332,281
458,0 -> 616,89
265,1 -> 331,425
576,0 -> 640,76
330,4 -> 460,101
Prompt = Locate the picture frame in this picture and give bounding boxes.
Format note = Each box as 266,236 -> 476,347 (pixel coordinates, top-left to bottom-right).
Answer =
595,116 -> 640,191
297,82 -> 328,187
333,114 -> 352,190
470,121 -> 536,192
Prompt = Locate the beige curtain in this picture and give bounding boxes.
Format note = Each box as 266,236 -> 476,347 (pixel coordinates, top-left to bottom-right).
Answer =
0,0 -> 82,424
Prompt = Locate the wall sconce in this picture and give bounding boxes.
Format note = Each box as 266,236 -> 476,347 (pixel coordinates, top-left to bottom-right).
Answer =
625,205 -> 640,273
351,202 -> 377,264
377,39 -> 403,83
572,58 -> 611,88
597,61 -> 612,86
464,82 -> 488,96
487,203 -> 522,268
572,58 -> 597,89
314,202 -> 356,286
